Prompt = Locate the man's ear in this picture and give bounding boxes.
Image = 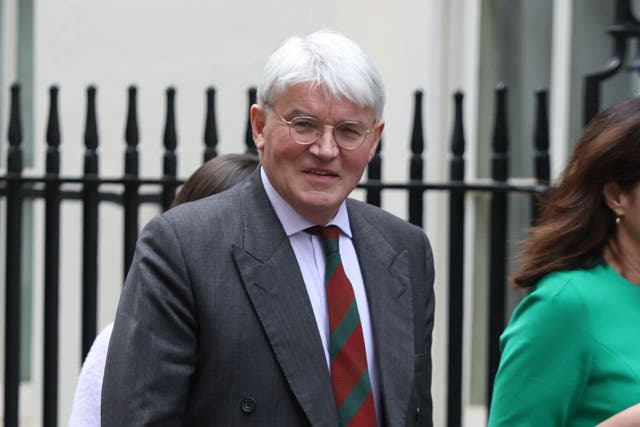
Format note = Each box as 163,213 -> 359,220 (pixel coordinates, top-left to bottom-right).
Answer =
251,105 -> 266,151
367,121 -> 384,162
603,181 -> 626,216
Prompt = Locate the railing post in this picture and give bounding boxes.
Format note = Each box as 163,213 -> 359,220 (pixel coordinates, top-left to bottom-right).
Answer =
487,83 -> 510,406
532,90 -> 550,222
123,85 -> 140,277
44,85 -> 62,427
245,87 -> 257,155
82,85 -> 100,360
203,86 -> 218,162
366,138 -> 382,207
5,82 -> 23,427
162,87 -> 178,211
447,91 -> 465,427
408,90 -> 425,227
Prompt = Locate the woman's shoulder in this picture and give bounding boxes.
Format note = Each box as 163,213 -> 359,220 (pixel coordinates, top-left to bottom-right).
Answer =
535,263 -> 616,295
534,264 -> 609,296
510,264 -> 615,329
511,266 -> 606,325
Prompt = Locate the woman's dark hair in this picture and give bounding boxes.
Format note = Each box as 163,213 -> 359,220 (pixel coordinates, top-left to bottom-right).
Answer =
512,97 -> 640,289
169,153 -> 260,208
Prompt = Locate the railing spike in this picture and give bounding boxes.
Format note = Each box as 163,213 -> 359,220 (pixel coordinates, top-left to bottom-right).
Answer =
245,87 -> 257,155
203,86 -> 219,162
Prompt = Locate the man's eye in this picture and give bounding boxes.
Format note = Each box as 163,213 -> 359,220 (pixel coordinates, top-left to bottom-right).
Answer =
292,119 -> 319,133
337,124 -> 364,139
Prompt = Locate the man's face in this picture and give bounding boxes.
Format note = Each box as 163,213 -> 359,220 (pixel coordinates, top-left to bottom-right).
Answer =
251,84 -> 383,225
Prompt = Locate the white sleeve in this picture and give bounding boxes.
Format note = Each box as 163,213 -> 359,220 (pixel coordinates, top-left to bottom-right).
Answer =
68,323 -> 114,427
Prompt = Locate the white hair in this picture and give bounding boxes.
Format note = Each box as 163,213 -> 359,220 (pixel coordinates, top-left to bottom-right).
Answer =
257,29 -> 385,120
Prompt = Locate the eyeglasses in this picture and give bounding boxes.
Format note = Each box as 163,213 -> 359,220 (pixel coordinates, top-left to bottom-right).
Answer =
273,110 -> 377,150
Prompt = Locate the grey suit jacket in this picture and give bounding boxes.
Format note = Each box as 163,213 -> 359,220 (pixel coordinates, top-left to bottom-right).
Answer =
102,171 -> 435,426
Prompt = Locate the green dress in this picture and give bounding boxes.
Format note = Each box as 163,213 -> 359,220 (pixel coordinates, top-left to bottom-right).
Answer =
488,263 -> 640,426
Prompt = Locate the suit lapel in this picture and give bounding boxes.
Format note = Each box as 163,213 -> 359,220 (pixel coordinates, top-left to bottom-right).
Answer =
348,203 -> 415,426
232,174 -> 338,427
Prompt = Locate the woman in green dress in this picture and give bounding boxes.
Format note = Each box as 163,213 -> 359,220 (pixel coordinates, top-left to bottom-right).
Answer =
488,97 -> 640,427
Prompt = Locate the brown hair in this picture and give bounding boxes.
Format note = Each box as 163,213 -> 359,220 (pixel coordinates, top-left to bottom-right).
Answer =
169,153 -> 259,208
512,97 -> 640,289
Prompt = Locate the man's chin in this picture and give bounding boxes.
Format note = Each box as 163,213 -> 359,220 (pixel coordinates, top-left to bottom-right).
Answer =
301,192 -> 343,208
293,196 -> 342,223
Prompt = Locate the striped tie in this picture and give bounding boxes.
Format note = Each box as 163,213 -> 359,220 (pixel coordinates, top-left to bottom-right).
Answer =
311,225 -> 377,427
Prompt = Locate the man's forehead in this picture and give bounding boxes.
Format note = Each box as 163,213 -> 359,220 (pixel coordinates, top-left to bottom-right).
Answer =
278,83 -> 339,103
276,84 -> 372,118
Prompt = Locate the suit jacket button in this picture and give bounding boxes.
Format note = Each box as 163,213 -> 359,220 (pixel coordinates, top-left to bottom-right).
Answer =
241,397 -> 256,414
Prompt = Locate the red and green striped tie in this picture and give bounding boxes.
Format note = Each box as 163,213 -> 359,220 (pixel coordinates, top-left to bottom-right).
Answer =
312,225 -> 377,427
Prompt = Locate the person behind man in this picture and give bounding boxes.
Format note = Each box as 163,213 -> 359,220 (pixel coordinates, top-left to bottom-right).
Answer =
69,153 -> 260,426
102,29 -> 435,426
488,98 -> 640,426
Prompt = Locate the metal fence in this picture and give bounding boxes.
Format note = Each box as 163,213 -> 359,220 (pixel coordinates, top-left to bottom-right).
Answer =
1,81 -> 550,427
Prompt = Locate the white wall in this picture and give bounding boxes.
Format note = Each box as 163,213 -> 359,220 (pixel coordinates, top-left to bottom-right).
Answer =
5,0 -> 484,425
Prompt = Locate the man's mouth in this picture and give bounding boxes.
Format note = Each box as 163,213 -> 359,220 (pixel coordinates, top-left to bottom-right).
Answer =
307,168 -> 337,177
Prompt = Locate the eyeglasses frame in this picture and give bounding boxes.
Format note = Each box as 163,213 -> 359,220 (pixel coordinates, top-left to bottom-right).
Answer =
271,109 -> 378,150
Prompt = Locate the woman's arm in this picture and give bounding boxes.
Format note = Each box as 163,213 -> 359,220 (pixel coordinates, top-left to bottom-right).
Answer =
597,403 -> 640,426
488,278 -> 590,426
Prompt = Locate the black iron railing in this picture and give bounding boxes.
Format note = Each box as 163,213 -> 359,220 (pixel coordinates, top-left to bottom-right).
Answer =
1,81 -> 548,427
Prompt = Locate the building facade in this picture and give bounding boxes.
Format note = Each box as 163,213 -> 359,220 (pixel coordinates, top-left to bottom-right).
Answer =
1,0 -> 639,425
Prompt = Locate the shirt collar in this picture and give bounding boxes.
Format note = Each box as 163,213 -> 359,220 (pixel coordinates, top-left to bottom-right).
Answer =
260,167 -> 352,238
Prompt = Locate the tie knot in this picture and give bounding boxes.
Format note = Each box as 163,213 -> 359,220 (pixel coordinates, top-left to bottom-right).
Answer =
307,225 -> 340,255
308,225 -> 340,240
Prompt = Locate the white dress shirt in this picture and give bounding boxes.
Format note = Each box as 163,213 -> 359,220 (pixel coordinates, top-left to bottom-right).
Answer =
260,168 -> 380,422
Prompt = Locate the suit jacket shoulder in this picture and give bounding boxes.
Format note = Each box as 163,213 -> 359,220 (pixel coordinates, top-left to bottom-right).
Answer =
346,197 -> 431,254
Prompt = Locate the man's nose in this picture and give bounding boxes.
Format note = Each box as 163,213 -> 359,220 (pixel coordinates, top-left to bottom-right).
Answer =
310,125 -> 340,158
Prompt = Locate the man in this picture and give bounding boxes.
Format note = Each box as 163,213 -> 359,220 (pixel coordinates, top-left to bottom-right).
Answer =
102,29 -> 435,426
